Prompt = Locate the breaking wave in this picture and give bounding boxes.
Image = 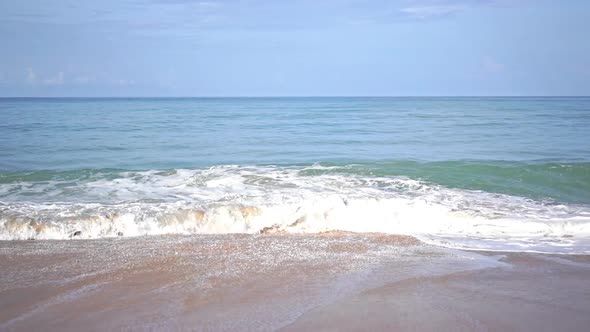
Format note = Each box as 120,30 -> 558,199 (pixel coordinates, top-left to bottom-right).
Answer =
1,165 -> 589,253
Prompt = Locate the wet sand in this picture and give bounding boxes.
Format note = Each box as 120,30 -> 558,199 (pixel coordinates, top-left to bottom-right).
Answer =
0,233 -> 589,331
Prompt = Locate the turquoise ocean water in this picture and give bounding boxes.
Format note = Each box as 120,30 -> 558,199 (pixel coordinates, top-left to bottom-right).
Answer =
1,97 -> 589,253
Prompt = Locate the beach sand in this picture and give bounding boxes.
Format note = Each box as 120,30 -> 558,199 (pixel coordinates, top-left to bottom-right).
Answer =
0,233 -> 589,331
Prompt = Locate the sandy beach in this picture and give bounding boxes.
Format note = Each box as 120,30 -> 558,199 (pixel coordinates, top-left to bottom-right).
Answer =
1,233 -> 589,331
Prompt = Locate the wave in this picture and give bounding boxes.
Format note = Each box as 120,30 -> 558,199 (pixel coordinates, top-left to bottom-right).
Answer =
2,161 -> 589,203
1,164 -> 590,253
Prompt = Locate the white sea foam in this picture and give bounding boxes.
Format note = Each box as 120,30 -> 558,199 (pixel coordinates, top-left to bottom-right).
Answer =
1,165 -> 589,253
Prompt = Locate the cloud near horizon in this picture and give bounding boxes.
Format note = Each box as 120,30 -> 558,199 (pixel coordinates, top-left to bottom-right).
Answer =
25,67 -> 65,86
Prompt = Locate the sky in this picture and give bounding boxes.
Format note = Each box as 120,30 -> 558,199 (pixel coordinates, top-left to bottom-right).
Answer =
0,0 -> 589,97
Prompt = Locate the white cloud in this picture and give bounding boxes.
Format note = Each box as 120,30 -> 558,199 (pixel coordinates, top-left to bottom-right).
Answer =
2,0 -> 504,32
24,67 -> 65,85
482,56 -> 505,73
23,67 -> 140,88
43,71 -> 65,86
400,5 -> 463,19
26,67 -> 36,84
116,79 -> 136,86
75,76 -> 94,84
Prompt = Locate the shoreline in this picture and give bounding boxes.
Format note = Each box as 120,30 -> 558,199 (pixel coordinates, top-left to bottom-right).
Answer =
1,234 -> 589,331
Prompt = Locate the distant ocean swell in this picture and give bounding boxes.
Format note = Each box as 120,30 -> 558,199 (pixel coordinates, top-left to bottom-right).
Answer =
1,163 -> 589,254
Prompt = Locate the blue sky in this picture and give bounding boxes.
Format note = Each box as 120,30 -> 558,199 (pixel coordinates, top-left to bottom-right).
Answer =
0,0 -> 589,96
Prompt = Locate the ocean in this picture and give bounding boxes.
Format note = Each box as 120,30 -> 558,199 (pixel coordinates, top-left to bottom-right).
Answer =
1,97 -> 590,253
